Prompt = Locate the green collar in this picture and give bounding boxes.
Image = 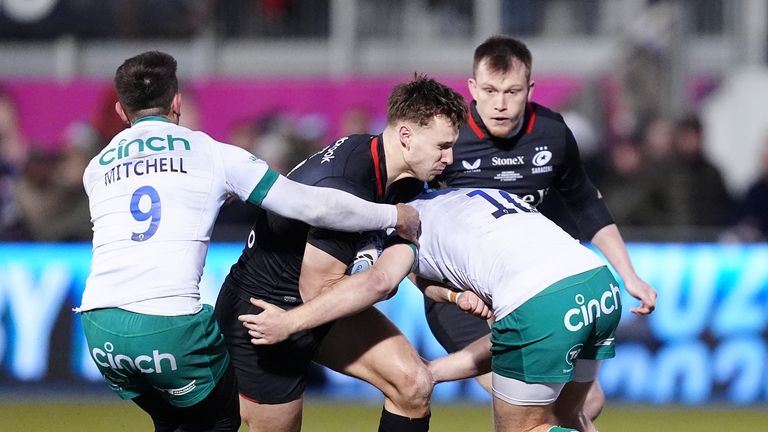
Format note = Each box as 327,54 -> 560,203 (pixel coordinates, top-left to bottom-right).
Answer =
133,115 -> 171,125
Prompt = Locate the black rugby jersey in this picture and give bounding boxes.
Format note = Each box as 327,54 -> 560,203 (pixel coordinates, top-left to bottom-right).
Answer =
223,134 -> 388,305
436,101 -> 613,239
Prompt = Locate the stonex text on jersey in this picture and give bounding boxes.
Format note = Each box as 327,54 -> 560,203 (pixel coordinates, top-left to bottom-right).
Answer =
99,134 -> 190,186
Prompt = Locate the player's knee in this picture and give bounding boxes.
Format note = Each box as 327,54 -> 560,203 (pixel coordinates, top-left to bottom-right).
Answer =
582,384 -> 605,421
389,363 -> 433,411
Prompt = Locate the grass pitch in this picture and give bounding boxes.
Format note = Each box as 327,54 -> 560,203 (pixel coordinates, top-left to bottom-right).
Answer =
2,400 -> 767,431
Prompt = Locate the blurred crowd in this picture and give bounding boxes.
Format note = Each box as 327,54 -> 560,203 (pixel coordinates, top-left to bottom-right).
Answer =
0,83 -> 384,242
567,112 -> 768,242
0,80 -> 766,244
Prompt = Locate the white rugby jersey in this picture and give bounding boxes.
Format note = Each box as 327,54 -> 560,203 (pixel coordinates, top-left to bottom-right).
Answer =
78,117 -> 278,315
409,188 -> 605,321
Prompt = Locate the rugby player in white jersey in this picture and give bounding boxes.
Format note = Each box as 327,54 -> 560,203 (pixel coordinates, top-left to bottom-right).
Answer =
75,51 -> 419,432
408,186 -> 619,432
241,180 -> 634,432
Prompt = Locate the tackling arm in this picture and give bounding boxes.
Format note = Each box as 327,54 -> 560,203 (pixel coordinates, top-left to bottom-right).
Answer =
239,242 -> 416,345
261,175 -> 420,243
414,276 -> 493,320
429,336 -> 492,383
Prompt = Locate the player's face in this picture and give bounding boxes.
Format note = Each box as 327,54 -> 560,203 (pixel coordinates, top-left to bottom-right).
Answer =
468,58 -> 534,138
402,115 -> 458,181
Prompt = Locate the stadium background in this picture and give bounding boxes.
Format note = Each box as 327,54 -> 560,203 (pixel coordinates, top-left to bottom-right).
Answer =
1,1 -> 767,430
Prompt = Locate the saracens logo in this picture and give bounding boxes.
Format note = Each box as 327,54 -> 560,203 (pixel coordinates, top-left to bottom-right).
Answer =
532,146 -> 552,166
563,283 -> 621,332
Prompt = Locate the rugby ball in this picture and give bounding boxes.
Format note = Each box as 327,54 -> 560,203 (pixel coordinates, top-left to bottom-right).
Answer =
347,232 -> 385,275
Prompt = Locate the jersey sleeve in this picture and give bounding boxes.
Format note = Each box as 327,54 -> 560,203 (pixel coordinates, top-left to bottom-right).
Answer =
217,142 -> 279,203
554,126 -> 614,239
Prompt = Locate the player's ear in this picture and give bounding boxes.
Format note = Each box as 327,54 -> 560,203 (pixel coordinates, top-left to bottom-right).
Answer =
467,78 -> 478,100
170,93 -> 183,123
171,93 -> 182,115
398,123 -> 412,149
527,80 -> 535,102
115,102 -> 130,126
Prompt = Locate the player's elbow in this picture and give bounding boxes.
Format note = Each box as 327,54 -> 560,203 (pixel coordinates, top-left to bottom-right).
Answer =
299,204 -> 325,226
365,267 -> 398,302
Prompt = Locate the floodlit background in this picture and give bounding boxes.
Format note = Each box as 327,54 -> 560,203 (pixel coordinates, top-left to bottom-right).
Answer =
1,1 -> 767,430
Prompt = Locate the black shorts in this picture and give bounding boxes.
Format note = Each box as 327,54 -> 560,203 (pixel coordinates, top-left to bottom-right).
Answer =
214,281 -> 331,404
132,363 -> 240,432
424,297 -> 491,353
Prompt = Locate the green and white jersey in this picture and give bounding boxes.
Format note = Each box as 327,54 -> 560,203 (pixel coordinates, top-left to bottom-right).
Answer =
408,188 -> 605,321
79,117 -> 278,315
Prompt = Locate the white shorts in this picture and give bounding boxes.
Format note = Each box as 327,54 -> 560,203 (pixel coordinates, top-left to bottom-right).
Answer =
492,360 -> 600,406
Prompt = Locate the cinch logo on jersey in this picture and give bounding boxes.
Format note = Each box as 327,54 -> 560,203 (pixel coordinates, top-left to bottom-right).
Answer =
99,135 -> 191,166
321,136 -> 349,163
91,342 -> 178,374
563,283 -> 621,332
491,156 -> 524,166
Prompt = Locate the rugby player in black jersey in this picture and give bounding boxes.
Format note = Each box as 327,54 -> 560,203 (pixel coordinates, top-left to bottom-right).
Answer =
422,35 -> 657,425
214,75 -> 467,432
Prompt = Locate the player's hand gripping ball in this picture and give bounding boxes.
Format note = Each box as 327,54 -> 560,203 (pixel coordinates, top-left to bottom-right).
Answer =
347,232 -> 385,275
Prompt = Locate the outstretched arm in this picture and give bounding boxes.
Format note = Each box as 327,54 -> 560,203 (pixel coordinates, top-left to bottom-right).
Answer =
429,336 -> 492,383
591,224 -> 657,315
239,242 -> 416,345
260,176 -> 420,243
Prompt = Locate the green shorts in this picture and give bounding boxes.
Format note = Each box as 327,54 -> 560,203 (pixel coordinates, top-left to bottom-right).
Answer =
80,304 -> 229,407
491,266 -> 621,383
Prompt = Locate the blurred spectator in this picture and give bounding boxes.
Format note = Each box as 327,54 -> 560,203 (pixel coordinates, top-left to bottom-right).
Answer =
14,121 -> 96,242
663,114 -> 732,228
212,111 -> 326,241
228,118 -> 261,153
92,85 -> 127,147
600,135 -> 664,227
0,90 -> 28,239
538,109 -> 608,240
562,109 -> 608,186
14,148 -> 61,240
252,113 -> 293,172
213,113 -> 293,240
0,90 -> 27,166
641,116 -> 676,163
287,112 -> 328,167
730,136 -> 768,241
338,106 -> 373,137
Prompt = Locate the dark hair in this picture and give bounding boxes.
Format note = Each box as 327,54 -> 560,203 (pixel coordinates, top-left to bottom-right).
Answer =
387,74 -> 467,129
473,35 -> 532,80
677,114 -> 702,133
114,51 -> 178,117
